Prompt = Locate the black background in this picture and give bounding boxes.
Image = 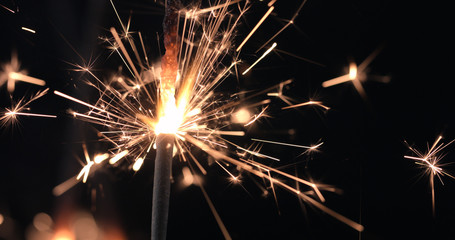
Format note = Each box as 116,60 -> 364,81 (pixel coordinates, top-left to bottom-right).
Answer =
1,0 -> 455,239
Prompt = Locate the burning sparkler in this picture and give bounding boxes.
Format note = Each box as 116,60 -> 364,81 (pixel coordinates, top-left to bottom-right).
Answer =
0,0 -> 369,238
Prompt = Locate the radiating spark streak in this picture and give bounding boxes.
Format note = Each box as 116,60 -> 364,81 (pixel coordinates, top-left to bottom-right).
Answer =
267,169 -> 280,214
4,111 -> 57,118
237,145 -> 280,161
176,140 -> 207,175
110,28 -> 141,81
185,134 -> 362,230
256,21 -> 292,53
268,0 -> 277,7
215,161 -> 237,180
109,0 -> 132,42
71,112 -> 141,129
322,62 -> 358,88
110,28 -> 156,104
274,48 -> 325,67
252,138 -> 323,150
194,0 -> 243,15
242,42 -> 277,75
0,3 -> 15,13
54,91 -> 107,113
8,72 -> 45,86
248,159 -> 325,202
290,182 -> 363,232
322,74 -> 351,88
1,88 -> 51,125
244,106 -> 268,127
77,162 -> 94,183
187,162 -> 232,240
192,130 -> 245,136
138,32 -> 149,66
358,45 -> 384,72
256,0 -> 310,53
21,27 -> 36,33
281,100 -> 330,111
205,80 -> 293,117
53,176 -> 79,196
236,6 -> 274,52
109,150 -> 129,164
94,153 -> 109,164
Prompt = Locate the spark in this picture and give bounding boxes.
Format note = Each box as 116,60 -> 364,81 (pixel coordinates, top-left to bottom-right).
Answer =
1,53 -> 46,92
242,42 -> 277,75
252,138 -> 323,150
4,111 -> 56,118
256,0 -> 308,53
321,47 -> 385,100
0,3 -> 15,13
109,150 -> 129,164
322,62 -> 358,88
244,106 -> 268,126
281,100 -> 330,111
132,157 -> 144,171
1,88 -> 53,126
236,5 -> 275,52
54,91 -> 107,113
21,27 -> 36,33
404,135 -> 455,216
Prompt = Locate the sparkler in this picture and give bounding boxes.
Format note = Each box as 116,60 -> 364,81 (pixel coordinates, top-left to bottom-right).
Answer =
1,0 -> 370,238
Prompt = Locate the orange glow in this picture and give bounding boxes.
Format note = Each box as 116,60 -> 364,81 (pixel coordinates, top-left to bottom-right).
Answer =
52,229 -> 75,240
33,212 -> 53,232
182,166 -> 194,186
232,108 -> 251,124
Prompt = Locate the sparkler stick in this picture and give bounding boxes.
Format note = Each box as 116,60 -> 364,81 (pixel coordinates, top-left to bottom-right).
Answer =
151,1 -> 179,239
151,134 -> 174,240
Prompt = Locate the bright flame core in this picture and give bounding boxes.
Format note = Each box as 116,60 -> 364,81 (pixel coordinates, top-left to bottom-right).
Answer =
155,91 -> 183,135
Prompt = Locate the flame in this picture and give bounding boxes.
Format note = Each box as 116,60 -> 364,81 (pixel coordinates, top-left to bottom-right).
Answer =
155,90 -> 184,135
